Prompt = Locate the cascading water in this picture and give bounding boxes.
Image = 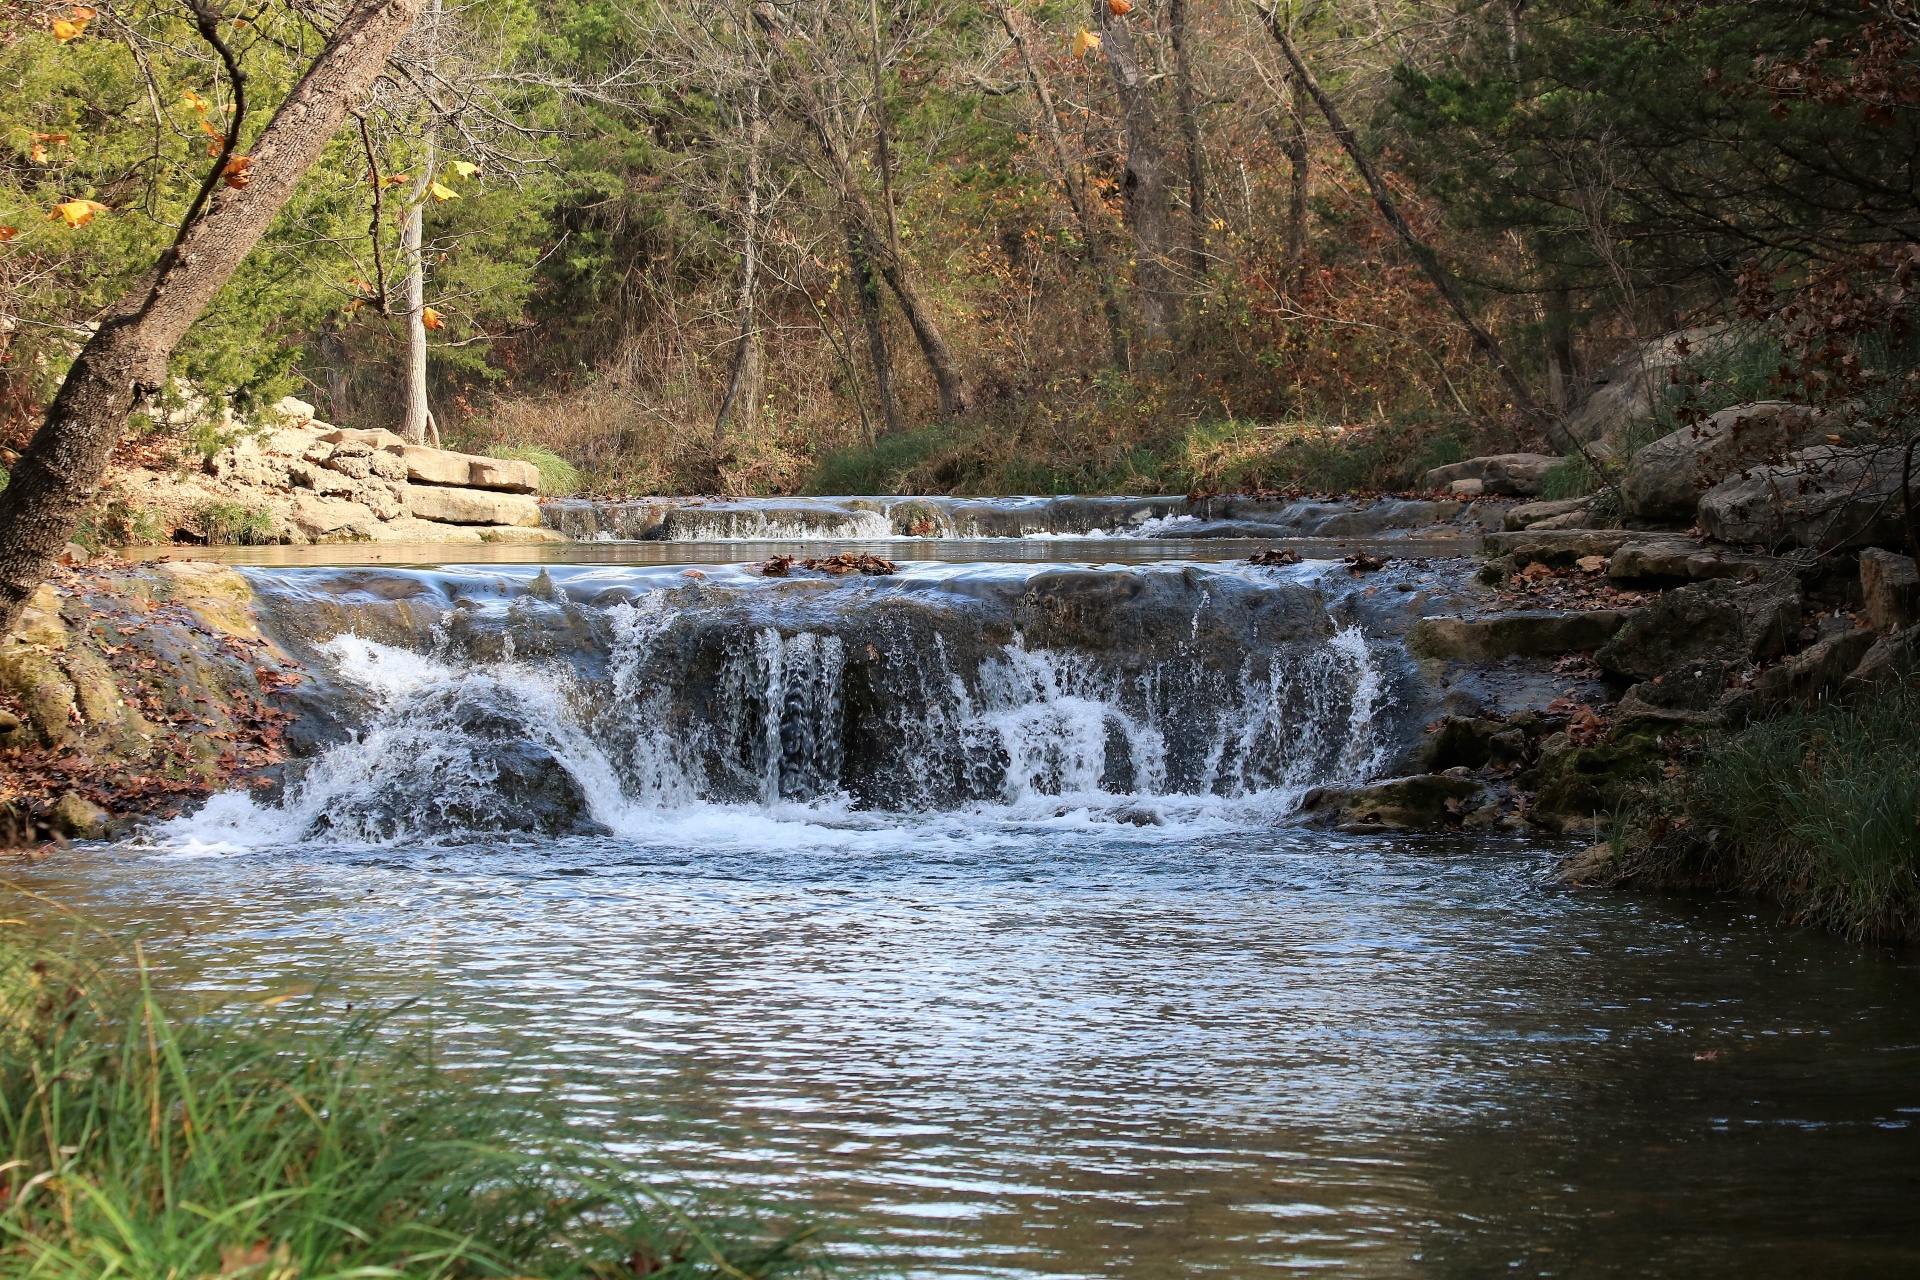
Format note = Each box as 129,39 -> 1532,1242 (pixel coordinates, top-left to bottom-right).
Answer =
164,560 -> 1400,849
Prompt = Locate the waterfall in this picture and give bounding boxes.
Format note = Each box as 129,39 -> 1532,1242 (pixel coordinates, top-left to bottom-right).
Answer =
155,564 -> 1398,850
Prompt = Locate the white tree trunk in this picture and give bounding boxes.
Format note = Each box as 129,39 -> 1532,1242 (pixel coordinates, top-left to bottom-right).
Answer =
400,0 -> 441,446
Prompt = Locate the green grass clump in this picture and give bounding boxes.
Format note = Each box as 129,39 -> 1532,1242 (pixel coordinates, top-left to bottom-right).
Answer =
0,934 -> 825,1279
489,444 -> 582,496
1613,682 -> 1920,941
1538,454 -> 1597,501
195,501 -> 278,546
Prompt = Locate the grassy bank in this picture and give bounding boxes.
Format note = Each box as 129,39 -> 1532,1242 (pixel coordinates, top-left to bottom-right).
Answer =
1605,685 -> 1920,942
0,931 -> 826,1279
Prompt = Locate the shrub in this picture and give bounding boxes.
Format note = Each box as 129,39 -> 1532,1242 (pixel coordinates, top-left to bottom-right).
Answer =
0,932 -> 827,1279
1612,683 -> 1920,941
195,501 -> 277,546
489,443 -> 582,496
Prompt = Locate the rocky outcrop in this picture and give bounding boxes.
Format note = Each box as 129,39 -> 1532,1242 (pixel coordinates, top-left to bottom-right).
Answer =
1605,537 -> 1783,586
1480,529 -> 1638,577
1503,498 -> 1591,531
1696,444 -> 1906,550
1420,453 -> 1561,497
1619,401 -> 1829,525
1406,610 -> 1626,662
1595,575 -> 1802,680
1558,326 -> 1734,456
1298,774 -> 1491,831
113,397 -> 562,547
1859,548 -> 1919,634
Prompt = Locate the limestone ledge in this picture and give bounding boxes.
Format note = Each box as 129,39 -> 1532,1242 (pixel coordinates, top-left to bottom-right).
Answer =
110,397 -> 560,546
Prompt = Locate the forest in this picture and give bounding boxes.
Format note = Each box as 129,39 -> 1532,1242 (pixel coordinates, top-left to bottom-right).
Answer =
3,0 -> 1914,503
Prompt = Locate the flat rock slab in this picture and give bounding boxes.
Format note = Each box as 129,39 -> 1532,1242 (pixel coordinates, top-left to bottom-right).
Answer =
403,486 -> 542,527
1407,610 -> 1628,662
1607,538 -> 1783,584
1483,529 -> 1639,566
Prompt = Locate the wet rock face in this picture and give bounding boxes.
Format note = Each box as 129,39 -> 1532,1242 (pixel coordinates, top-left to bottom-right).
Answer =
1298,774 -> 1489,830
1406,611 -> 1626,663
1620,401 -> 1828,526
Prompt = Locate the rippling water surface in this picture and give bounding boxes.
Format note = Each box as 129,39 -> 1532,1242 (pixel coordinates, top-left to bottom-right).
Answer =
17,817 -> 1920,1278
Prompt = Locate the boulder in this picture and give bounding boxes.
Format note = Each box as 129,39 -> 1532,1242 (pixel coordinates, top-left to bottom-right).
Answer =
1595,576 -> 1802,679
1697,444 -> 1906,550
1859,547 -> 1919,634
1558,326 -> 1734,455
1504,498 -> 1590,531
1613,661 -> 1735,730
1751,625 -> 1878,711
268,395 -> 317,426
1483,528 -> 1638,569
320,427 -> 409,451
399,445 -> 475,486
1407,610 -> 1627,663
467,456 -> 541,494
1411,716 -> 1531,771
289,494 -> 376,538
403,485 -> 542,527
1299,774 -> 1488,830
207,438 -> 291,489
1844,624 -> 1920,695
48,792 -> 108,840
1606,538 -> 1783,585
1620,401 -> 1827,525
1422,453 -> 1561,497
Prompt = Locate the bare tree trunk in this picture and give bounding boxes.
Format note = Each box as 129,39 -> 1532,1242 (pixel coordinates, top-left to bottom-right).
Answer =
1545,284 -> 1574,411
848,223 -> 903,438
0,0 -> 429,636
715,80 -> 765,446
754,3 -> 969,415
1094,0 -> 1176,355
1260,9 -> 1540,417
400,0 -> 442,446
1168,0 -> 1207,280
1283,69 -> 1310,290
993,0 -> 1129,371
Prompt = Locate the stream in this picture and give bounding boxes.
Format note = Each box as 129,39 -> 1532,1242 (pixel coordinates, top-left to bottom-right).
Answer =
15,526 -> 1920,1276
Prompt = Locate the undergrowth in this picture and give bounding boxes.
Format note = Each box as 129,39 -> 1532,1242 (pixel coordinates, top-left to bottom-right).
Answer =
0,929 -> 828,1279
1610,682 -> 1920,941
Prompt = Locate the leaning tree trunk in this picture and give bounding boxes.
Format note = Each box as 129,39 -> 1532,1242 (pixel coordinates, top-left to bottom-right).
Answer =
752,3 -> 969,416
848,222 -> 904,438
993,0 -> 1129,371
1095,0 -> 1176,355
0,0 -> 429,637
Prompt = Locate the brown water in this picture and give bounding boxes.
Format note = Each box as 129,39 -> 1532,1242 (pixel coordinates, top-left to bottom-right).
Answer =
13,825 -> 1919,1278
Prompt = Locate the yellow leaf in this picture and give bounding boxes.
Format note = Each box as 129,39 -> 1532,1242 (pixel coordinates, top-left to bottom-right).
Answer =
427,181 -> 460,202
446,160 -> 479,179
1072,28 -> 1100,56
52,19 -> 81,40
30,144 -> 47,164
420,306 -> 445,329
183,90 -> 210,112
47,199 -> 107,228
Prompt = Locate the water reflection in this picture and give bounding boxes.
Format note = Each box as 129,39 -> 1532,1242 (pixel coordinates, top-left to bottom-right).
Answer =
13,822 -> 1920,1277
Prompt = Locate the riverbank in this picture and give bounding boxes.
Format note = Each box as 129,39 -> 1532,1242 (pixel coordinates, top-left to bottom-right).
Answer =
0,927 -> 824,1278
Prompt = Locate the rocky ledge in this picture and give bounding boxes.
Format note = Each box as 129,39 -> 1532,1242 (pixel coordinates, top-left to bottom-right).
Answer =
111,397 -> 564,546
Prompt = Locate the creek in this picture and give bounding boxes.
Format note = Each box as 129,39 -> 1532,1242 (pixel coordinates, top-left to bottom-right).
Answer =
17,523 -> 1920,1276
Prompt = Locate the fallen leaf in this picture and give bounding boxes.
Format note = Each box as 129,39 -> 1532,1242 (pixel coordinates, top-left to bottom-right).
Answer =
47,199 -> 107,228
183,89 -> 211,112
420,306 -> 445,329
1108,0 -> 1132,12
29,145 -> 47,164
382,172 -> 410,186
1072,27 -> 1101,56
0,227 -> 16,241
221,155 -> 253,189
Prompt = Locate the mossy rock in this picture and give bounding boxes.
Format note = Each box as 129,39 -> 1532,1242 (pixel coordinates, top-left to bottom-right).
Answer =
1523,729 -> 1687,829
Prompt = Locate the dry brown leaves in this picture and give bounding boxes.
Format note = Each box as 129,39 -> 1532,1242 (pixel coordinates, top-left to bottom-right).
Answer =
761,553 -> 899,577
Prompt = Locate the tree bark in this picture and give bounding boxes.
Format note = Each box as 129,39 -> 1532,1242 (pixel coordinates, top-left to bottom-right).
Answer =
0,0 -> 430,637
993,0 -> 1129,371
1283,69 -> 1309,290
753,3 -> 969,416
1259,9 -> 1539,417
400,0 -> 442,446
1544,284 -> 1575,410
1168,0 -> 1208,279
715,80 -> 766,446
848,223 -> 903,438
1095,0 -> 1176,355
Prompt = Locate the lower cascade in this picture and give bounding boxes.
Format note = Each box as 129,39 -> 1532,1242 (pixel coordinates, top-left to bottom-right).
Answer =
176,561 -> 1397,847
